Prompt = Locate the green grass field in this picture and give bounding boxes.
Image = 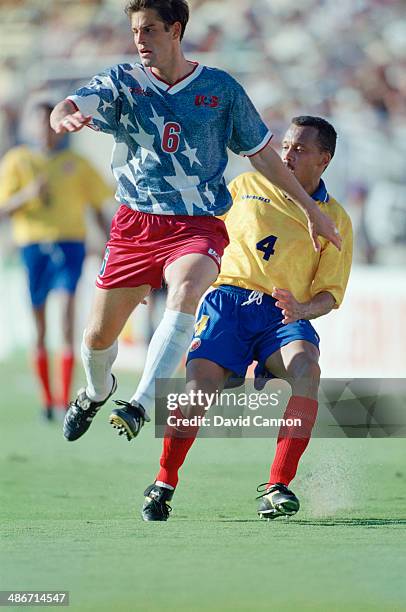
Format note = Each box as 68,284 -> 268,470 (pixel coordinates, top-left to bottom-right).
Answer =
1,355 -> 406,611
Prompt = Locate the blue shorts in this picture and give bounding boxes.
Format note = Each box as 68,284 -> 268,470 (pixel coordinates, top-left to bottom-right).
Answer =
20,242 -> 86,307
186,285 -> 320,380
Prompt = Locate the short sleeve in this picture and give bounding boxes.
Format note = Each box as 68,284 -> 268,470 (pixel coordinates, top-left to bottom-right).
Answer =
68,67 -> 122,135
311,212 -> 353,307
227,81 -> 272,157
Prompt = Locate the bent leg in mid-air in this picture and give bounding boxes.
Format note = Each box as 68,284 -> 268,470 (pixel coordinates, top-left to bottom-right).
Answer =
63,285 -> 150,441
110,253 -> 219,441
256,340 -> 320,520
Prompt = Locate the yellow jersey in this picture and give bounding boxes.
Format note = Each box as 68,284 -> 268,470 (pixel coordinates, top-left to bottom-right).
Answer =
0,145 -> 113,246
216,172 -> 353,306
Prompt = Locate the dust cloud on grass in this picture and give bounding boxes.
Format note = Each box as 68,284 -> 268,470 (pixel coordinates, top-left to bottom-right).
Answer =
295,439 -> 369,518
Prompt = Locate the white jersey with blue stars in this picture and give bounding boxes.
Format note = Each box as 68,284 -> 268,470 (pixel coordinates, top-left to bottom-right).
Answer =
68,62 -> 272,216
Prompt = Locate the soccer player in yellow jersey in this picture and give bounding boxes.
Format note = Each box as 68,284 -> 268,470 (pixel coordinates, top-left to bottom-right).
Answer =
142,116 -> 353,521
0,100 -> 112,420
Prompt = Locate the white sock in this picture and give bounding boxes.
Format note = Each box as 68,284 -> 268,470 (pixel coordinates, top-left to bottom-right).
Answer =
131,309 -> 195,414
81,332 -> 118,401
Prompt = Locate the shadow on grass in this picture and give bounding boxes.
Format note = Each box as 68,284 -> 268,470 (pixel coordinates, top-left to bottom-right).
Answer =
290,518 -> 406,527
217,518 -> 406,526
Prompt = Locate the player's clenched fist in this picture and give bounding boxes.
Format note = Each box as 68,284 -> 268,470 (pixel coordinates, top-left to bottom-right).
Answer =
50,100 -> 92,134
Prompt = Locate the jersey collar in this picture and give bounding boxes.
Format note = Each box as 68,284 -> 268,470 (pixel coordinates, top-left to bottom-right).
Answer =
145,62 -> 203,95
311,179 -> 330,203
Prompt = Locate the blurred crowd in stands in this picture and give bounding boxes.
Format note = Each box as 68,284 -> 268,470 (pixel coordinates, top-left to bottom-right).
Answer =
1,0 -> 405,265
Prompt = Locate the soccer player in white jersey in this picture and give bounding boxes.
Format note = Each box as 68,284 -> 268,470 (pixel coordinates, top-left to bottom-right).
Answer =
50,0 -> 341,443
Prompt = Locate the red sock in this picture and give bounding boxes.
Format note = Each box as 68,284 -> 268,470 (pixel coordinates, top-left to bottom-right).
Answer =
156,407 -> 199,488
33,348 -> 53,407
269,396 -> 318,487
61,350 -> 75,407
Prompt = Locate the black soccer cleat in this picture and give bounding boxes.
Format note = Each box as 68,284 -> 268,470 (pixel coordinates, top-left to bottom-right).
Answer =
142,483 -> 174,522
109,400 -> 149,441
63,375 -> 117,442
256,483 -> 300,520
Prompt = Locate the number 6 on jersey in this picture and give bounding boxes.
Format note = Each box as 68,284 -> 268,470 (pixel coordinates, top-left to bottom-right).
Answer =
162,122 -> 181,153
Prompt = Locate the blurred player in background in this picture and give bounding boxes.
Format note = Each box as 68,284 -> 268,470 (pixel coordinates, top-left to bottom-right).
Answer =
50,0 -> 341,445
0,98 -> 112,420
142,116 -> 353,521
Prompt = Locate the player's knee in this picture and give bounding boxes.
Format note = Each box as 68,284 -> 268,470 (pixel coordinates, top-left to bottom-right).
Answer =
167,280 -> 203,311
184,378 -> 218,417
84,327 -> 112,351
288,354 -> 321,383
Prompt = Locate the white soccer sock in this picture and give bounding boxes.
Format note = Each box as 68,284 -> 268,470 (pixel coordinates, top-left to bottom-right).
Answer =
81,332 -> 118,401
131,309 -> 195,415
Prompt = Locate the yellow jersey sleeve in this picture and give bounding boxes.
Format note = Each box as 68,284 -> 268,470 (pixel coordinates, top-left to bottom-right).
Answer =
310,203 -> 353,306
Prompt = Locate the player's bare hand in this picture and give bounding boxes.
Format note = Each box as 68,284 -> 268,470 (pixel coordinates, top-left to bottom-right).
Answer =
54,112 -> 92,134
307,209 -> 342,252
272,288 -> 305,324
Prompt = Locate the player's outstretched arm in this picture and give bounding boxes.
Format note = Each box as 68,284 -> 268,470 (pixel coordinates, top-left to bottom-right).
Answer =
50,99 -> 92,134
250,145 -> 342,252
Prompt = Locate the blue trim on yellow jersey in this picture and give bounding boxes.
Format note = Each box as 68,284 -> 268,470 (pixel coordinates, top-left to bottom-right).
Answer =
311,179 -> 329,203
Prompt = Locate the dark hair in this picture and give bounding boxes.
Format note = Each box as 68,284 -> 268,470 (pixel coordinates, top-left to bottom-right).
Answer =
291,115 -> 337,159
125,0 -> 189,40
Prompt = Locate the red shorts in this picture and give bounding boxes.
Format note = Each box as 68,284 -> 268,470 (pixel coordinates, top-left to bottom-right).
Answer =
96,205 -> 229,290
